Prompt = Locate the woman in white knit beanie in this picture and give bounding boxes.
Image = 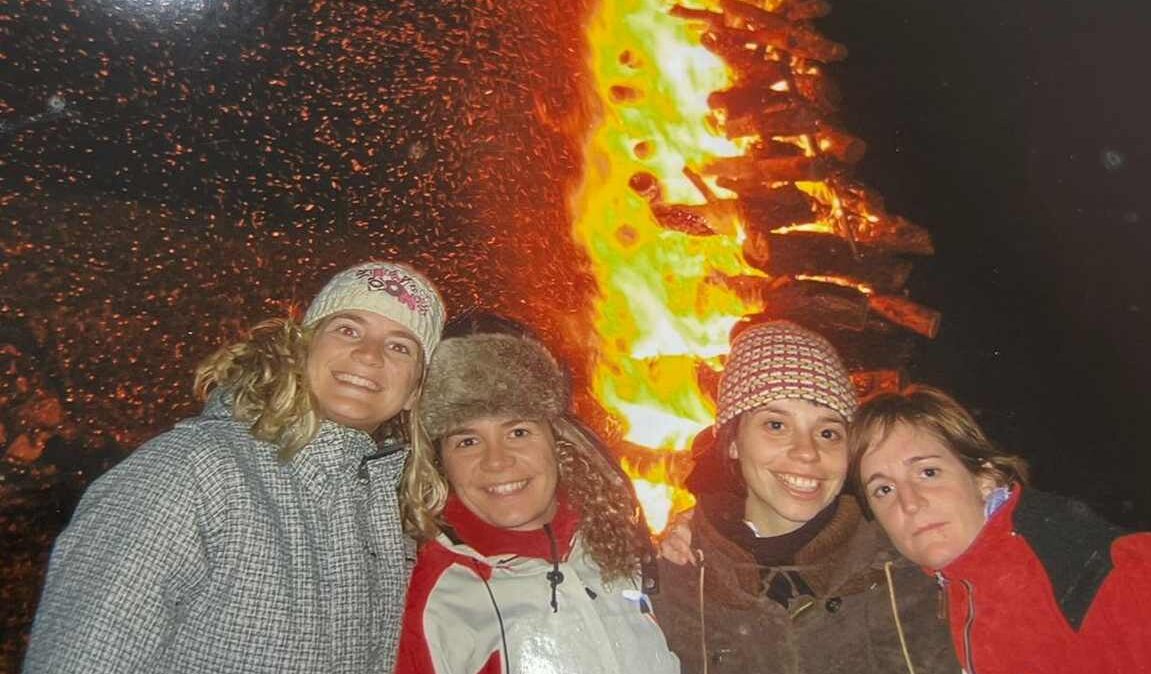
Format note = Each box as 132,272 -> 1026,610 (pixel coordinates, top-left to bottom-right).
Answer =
25,261 -> 445,674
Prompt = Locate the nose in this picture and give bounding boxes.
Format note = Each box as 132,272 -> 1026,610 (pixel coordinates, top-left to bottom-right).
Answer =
479,439 -> 515,472
897,484 -> 927,514
351,339 -> 385,366
788,433 -> 819,463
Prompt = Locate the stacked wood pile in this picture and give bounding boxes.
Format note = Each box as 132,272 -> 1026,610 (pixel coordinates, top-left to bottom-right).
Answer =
662,0 -> 939,398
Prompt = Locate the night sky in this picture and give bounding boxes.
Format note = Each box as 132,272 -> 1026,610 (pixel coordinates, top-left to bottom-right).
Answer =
824,0 -> 1151,526
3,0 -> 1150,626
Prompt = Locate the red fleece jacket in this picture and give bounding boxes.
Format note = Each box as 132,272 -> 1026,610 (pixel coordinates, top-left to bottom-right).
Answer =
937,486 -> 1151,674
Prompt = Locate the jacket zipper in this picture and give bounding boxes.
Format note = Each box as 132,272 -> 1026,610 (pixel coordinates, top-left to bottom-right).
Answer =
960,579 -> 977,674
937,573 -> 977,674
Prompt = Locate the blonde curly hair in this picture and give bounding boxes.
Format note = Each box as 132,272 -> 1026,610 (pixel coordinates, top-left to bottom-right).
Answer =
193,317 -> 416,460
402,414 -> 647,584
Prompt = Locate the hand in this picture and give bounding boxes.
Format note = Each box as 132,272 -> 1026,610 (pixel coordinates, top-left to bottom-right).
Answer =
657,508 -> 696,566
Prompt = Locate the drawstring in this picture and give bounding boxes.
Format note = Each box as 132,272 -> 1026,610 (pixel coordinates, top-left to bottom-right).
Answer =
695,548 -> 708,674
544,523 -> 565,613
884,560 -> 917,674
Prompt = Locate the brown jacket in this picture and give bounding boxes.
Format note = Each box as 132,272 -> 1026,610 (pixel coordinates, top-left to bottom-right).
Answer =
652,497 -> 957,674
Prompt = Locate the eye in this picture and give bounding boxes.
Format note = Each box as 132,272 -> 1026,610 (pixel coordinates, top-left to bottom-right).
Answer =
920,467 -> 940,479
763,419 -> 785,432
388,340 -> 414,356
818,426 -> 844,442
870,483 -> 894,500
449,436 -> 479,450
509,425 -> 533,439
333,323 -> 358,338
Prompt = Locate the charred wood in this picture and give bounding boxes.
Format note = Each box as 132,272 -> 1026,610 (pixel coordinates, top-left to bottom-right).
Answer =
868,294 -> 941,338
746,232 -> 914,293
815,125 -> 866,164
851,369 -> 906,399
752,277 -> 870,331
709,154 -> 838,183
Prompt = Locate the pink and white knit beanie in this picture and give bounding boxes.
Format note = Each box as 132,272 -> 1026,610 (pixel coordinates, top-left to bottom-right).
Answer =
715,320 -> 857,429
303,261 -> 446,364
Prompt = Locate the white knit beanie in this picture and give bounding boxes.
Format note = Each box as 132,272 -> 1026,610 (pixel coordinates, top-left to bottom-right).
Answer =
303,262 -> 446,364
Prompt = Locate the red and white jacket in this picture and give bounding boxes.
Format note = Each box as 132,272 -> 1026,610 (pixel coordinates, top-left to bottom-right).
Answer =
937,485 -> 1151,674
397,495 -> 681,674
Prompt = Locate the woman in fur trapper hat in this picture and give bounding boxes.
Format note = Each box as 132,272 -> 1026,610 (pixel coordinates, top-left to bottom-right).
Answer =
397,332 -> 680,674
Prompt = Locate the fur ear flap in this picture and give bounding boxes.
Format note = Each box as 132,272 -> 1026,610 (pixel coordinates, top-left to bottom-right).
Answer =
419,334 -> 569,441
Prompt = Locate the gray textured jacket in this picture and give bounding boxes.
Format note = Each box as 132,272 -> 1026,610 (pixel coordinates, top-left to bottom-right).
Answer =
653,497 -> 957,674
23,394 -> 411,674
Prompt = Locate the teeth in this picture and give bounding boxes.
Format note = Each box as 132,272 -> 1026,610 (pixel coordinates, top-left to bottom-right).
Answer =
486,480 -> 528,496
333,372 -> 380,391
777,473 -> 819,492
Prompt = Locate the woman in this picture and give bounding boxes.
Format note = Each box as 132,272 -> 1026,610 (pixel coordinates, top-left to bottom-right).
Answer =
654,320 -> 955,674
850,385 -> 1151,674
24,261 -> 446,674
397,332 -> 679,674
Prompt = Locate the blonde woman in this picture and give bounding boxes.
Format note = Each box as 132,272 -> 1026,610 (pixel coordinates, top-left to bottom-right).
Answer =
397,332 -> 679,674
24,262 -> 445,674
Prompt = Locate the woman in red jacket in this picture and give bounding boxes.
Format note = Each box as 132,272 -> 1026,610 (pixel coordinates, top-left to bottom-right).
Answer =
850,385 -> 1151,674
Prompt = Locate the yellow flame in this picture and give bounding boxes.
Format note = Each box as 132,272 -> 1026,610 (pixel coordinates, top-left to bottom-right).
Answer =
571,0 -> 765,531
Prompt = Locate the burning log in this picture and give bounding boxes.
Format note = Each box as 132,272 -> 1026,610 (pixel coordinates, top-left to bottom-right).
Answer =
815,125 -> 866,164
709,154 -> 838,183
867,294 -> 941,338
780,0 -> 833,21
708,86 -> 794,120
851,214 -> 934,255
753,276 -> 871,331
744,231 -> 915,293
851,369 -> 906,399
719,1 -> 847,62
737,184 -> 818,231
724,104 -> 820,138
792,73 -> 842,112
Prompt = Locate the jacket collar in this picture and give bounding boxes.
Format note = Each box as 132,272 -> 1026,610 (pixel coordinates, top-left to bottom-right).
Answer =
941,485 -> 1125,631
205,389 -> 384,496
694,495 -> 879,606
443,491 -> 580,560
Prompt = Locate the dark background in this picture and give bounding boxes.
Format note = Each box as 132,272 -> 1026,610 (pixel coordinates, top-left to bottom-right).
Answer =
825,0 -> 1150,527
2,0 -> 1149,669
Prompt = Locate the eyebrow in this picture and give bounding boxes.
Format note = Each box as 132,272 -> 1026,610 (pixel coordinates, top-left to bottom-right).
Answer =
862,454 -> 943,486
756,404 -> 845,425
445,418 -> 537,437
328,313 -> 419,341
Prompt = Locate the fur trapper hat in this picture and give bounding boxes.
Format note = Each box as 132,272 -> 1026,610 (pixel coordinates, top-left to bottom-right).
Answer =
420,333 -> 569,441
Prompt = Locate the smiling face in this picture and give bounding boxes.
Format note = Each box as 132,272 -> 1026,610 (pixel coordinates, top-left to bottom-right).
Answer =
440,416 -> 559,532
305,310 -> 422,433
728,398 -> 848,537
860,422 -> 996,570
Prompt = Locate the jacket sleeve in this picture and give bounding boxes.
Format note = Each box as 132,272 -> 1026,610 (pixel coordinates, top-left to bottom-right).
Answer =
22,430 -> 209,674
1083,532 -> 1151,669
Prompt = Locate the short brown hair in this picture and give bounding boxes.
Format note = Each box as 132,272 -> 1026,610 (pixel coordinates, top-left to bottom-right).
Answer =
847,385 -> 1029,508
